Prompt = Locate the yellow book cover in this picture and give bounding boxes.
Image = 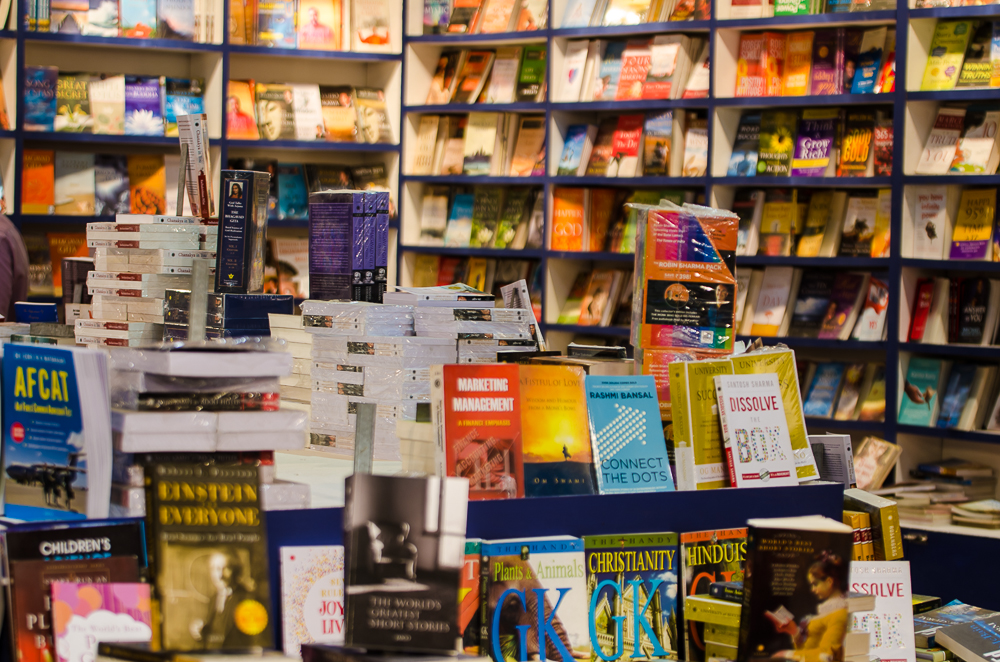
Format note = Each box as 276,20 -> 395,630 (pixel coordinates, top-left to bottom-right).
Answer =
412,254 -> 440,287
127,154 -> 166,214
758,192 -> 796,256
950,188 -> 996,259
465,256 -> 488,291
519,365 -> 596,496
782,30 -> 814,96
669,360 -> 732,491
730,349 -> 819,481
920,20 -> 974,91
796,190 -> 832,257
871,188 -> 892,258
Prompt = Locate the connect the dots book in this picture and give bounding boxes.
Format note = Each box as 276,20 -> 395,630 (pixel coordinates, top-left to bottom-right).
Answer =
585,375 -> 675,494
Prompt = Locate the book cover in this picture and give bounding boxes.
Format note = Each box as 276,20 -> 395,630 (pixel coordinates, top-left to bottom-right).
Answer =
558,125 -> 593,175
669,359 -> 734,491
308,190 -> 356,300
447,0 -> 482,32
914,601 -> 1000,649
279,546 -> 345,656
516,46 -> 547,101
215,169 -> 269,294
494,188 -> 532,249
609,113 -> 644,177
950,189 -> 996,260
898,357 -> 942,426
950,109 -> 1000,173
914,188 -> 947,259
917,107 -> 966,175
643,111 -> 673,177
443,192 -> 474,247
517,0 -> 546,29
52,582 -> 152,662
291,84 -> 325,141
750,265 -> 793,336
852,277 -> 889,341
810,29 -> 839,95
790,109 -> 837,177
123,75 -> 162,136
54,152 -> 95,216
510,115 -> 546,177
55,74 -> 92,132
24,66 -> 59,132
519,365 -> 596,496
955,278 -> 990,344
126,154 -> 166,215
227,80 -> 260,140
586,118 -> 618,176
120,0 -> 157,35
354,87 -> 392,144
453,51 -> 495,104
851,26 -> 886,94
486,47 -> 522,104
277,163 -> 309,220
297,0 -> 341,49
739,518 -> 853,662
255,83 -> 295,141
319,86 -> 358,142
4,522 -> 144,662
795,190 -> 832,258
735,34 -> 765,97
642,36 -> 683,100
874,116 -> 893,176
459,540 -> 481,654
483,537 -> 590,662
803,362 -> 845,418
680,529 -> 746,662
937,363 -> 975,428
343,474 -> 467,652
831,366 -> 864,421
586,374 -> 674,494
758,189 -> 795,256
782,31 -> 813,95
158,0 -> 194,38
479,0 -> 516,32
715,373 -> 799,488
956,21 -> 991,88
584,533 -> 680,659
257,0 -> 296,47
761,32 -> 787,97
557,272 -> 589,324
921,20 -> 974,91
145,462 -> 272,650
838,195 -> 877,257
616,39 -> 652,101
757,110 -> 797,176
789,271 -> 835,337
817,271 -> 866,340
849,561 -> 915,662
552,187 -> 586,251
470,186 -> 503,248
163,77 -> 205,138
561,0 -> 598,26
857,365 -> 887,422
463,111 -> 499,176
681,115 -> 708,177
94,154 -> 129,216
838,110 -> 875,177
352,0 -> 391,51
595,41 -> 627,101
728,113 -> 760,178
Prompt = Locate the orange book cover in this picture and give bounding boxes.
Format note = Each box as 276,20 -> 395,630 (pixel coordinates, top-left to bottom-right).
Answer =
434,363 -> 524,499
458,541 -> 481,655
762,31 -> 787,96
735,33 -> 765,97
782,30 -> 813,96
297,0 -> 341,49
22,150 -> 55,215
589,188 -> 617,251
551,187 -> 586,251
227,79 -> 260,139
46,232 -> 87,297
127,154 -> 166,214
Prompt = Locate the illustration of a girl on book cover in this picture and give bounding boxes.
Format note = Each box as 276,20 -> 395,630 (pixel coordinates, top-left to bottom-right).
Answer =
769,551 -> 849,662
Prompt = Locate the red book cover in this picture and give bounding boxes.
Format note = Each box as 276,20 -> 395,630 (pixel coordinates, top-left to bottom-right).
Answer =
908,278 -> 935,342
610,113 -> 644,176
458,541 -> 480,654
615,41 -> 652,101
735,34 -> 766,97
434,363 -> 524,499
874,121 -> 893,176
762,31 -> 787,96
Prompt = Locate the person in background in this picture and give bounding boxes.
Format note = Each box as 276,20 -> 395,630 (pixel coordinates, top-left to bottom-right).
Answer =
0,214 -> 28,321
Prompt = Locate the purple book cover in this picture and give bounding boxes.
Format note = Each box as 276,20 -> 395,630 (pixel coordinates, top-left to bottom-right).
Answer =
790,115 -> 837,176
818,272 -> 865,339
124,75 -> 163,136
811,30 -> 839,95
375,191 -> 389,297
351,195 -> 365,300
309,191 -> 356,300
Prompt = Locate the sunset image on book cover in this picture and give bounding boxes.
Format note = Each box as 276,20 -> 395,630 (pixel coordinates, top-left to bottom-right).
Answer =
145,462 -> 273,651
343,473 -> 469,653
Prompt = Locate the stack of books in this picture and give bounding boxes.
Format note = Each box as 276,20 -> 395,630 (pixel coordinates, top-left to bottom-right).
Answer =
919,21 -> 996,91
951,500 -> 1000,529
414,305 -> 538,364
916,108 -> 1000,175
0,323 -> 30,344
227,81 -> 392,143
24,68 -> 204,136
899,358 -> 1000,433
162,289 -> 293,340
424,48 -> 547,105
269,313 -> 314,435
409,112 -> 545,177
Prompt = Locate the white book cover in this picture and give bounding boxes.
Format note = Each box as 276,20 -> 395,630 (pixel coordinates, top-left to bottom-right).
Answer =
559,40 -> 590,102
419,191 -> 448,245
410,115 -> 440,175
291,84 -> 325,141
509,115 -> 545,176
682,40 -> 710,98
849,561 -> 916,662
915,107 -> 966,175
462,112 -> 500,176
714,373 -> 799,488
89,75 -> 126,135
682,124 -> 708,177
851,277 -> 888,341
951,110 -> 1000,173
54,152 -> 96,216
280,545 -> 345,656
485,47 -> 522,103
750,265 -> 794,336
351,0 -> 392,52
913,187 -> 947,259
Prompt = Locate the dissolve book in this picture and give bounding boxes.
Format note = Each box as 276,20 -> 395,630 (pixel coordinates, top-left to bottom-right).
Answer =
585,374 -> 674,494
714,374 -> 798,488
849,561 -> 916,662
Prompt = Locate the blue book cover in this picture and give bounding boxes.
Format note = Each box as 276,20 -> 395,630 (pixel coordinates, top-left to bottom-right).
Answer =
24,66 -> 58,132
257,0 -> 297,48
163,78 -> 204,137
351,194 -> 365,300
586,375 -> 675,494
727,113 -> 760,177
596,42 -> 627,101
899,357 -> 943,426
309,191 -> 357,300
2,345 -> 101,521
558,125 -> 591,175
851,45 -> 883,94
14,302 -> 58,323
120,0 -> 157,35
937,363 -> 976,428
124,75 -> 163,136
803,362 -> 845,418
374,191 -> 390,300
584,532 -> 680,659
277,163 -> 308,220
157,0 -> 194,39
94,154 -> 130,216
444,193 -> 475,247
483,537 -> 590,662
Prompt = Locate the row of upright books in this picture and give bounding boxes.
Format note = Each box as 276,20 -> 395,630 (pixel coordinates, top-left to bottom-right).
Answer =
411,112 -> 545,177
735,27 -> 894,97
907,275 -> 1000,346
25,69 -> 204,136
424,47 -> 547,104
726,0 -> 889,17
899,356 -> 1000,434
556,267 -> 634,327
32,0 -> 215,39
801,361 -> 886,422
920,21 -> 998,91
560,0 -> 709,25
230,0 -> 394,51
417,185 -> 542,248
226,81 -> 393,143
423,0 -> 547,33
917,106 -> 1000,175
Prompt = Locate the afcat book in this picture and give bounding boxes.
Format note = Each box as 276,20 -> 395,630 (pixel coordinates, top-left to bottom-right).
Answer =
483,536 -> 590,662
584,532 -> 680,661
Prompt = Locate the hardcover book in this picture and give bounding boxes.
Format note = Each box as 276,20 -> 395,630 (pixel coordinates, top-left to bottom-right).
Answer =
343,474 -> 468,653
124,75 -> 163,136
24,66 -> 59,132
680,528 -> 747,662
51,582 -> 152,662
483,537 -> 590,662
280,546 -> 345,655
519,365 -> 596,496
3,521 -> 144,662
586,374 -> 674,494
584,533 -> 680,659
145,462 -> 272,650
430,363 -> 525,499
55,74 -> 92,132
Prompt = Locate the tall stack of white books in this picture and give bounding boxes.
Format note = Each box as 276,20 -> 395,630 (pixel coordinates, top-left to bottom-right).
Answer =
414,307 -> 537,363
269,313 -> 314,446
78,214 -> 215,348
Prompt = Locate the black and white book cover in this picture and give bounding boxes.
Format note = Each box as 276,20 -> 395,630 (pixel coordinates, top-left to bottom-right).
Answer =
343,474 -> 469,653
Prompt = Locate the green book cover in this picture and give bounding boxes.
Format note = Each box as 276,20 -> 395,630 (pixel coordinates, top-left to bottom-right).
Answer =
921,20 -> 975,91
493,187 -> 532,249
757,110 -> 797,177
898,357 -> 943,426
469,186 -> 504,248
773,0 -> 809,16
55,73 -> 92,133
516,46 -> 547,102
